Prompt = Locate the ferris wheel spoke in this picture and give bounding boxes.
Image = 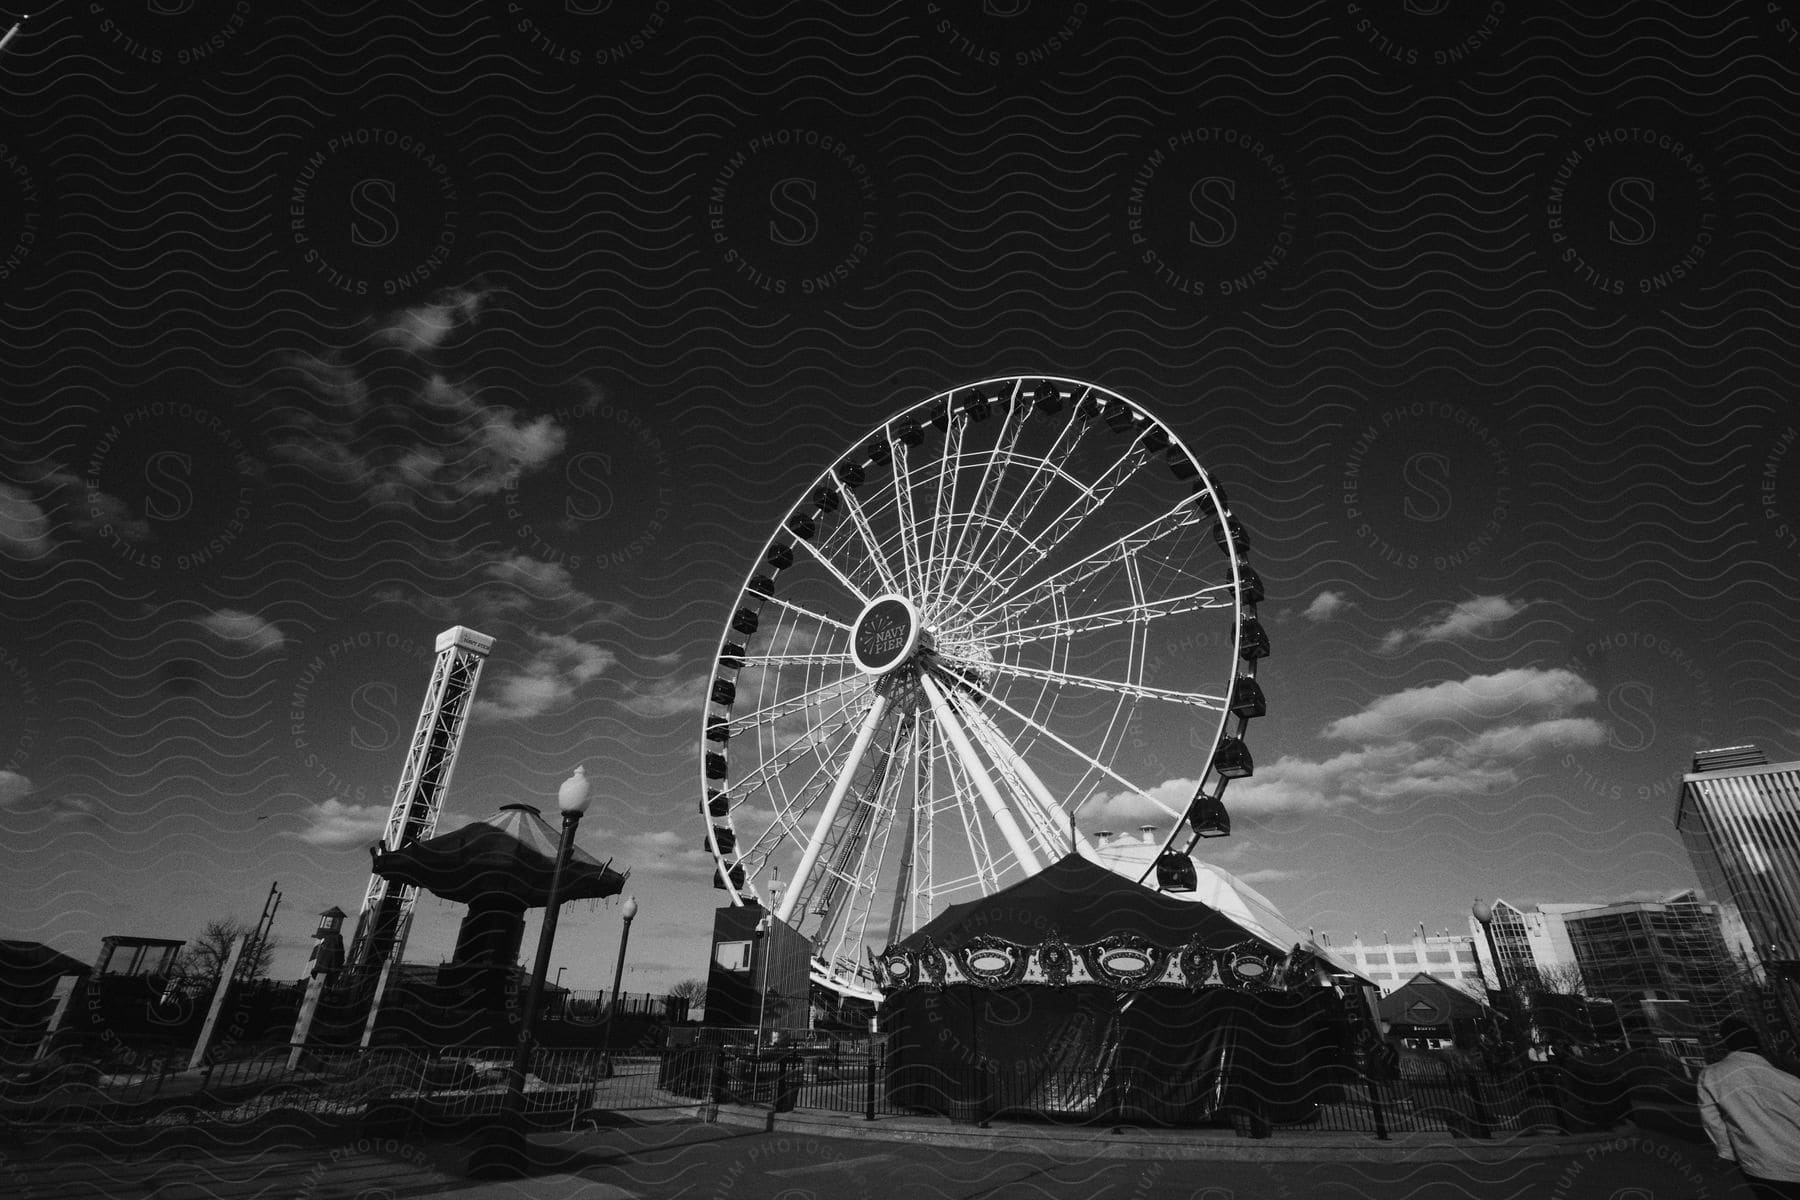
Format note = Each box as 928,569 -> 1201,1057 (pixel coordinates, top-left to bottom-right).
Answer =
819,732 -> 906,972
915,721 -> 938,924
980,583 -> 1234,649
919,671 -> 1043,874
956,392 -> 1092,582
833,479 -> 906,598
805,713 -> 908,935
956,435 -> 1154,618
950,669 -> 1194,829
952,656 -> 1225,710
738,749 -> 863,878
758,594 -> 855,634
939,384 -> 1027,601
887,441 -> 930,601
723,702 -> 864,815
962,698 -> 1070,860
738,651 -> 856,669
775,691 -> 892,925
935,724 -> 1003,893
729,674 -> 867,738
964,701 -> 1096,860
925,415 -> 971,599
972,500 -> 1207,629
790,528 -> 874,607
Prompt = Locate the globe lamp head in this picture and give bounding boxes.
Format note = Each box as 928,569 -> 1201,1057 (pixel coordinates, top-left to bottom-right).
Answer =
558,765 -> 592,816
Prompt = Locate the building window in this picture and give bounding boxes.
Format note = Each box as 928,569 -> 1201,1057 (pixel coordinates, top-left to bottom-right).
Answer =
1425,951 -> 1451,964
1365,953 -> 1388,964
1395,952 -> 1417,964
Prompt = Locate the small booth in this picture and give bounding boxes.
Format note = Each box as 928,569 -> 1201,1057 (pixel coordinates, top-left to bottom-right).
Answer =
874,853 -> 1373,1127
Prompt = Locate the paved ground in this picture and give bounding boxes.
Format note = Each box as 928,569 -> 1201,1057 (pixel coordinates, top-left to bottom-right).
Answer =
0,1103 -> 1755,1200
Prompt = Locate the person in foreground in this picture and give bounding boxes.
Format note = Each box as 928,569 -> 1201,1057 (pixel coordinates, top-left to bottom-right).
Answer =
1697,1016 -> 1800,1199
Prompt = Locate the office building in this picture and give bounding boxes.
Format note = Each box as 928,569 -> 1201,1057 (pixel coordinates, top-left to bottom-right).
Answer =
1467,899 -> 1583,991
1677,746 -> 1800,974
1322,927 -> 1485,997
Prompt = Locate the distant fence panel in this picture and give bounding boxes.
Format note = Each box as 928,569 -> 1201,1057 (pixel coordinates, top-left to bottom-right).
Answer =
1,1042 -> 694,1130
3,1037 -> 1648,1142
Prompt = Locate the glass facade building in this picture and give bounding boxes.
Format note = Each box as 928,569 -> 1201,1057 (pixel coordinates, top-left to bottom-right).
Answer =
1561,895 -> 1738,1017
1677,747 -> 1800,971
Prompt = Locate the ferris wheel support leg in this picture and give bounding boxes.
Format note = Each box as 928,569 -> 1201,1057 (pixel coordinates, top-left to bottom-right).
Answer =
965,703 -> 1096,861
775,692 -> 892,927
919,673 -> 1043,875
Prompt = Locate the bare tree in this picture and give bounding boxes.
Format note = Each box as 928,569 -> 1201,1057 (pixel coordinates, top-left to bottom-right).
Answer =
668,978 -> 707,1005
1512,961 -> 1589,999
183,917 -> 277,989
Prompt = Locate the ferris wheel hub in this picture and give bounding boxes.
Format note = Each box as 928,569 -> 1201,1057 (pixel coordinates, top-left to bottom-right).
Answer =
851,593 -> 926,675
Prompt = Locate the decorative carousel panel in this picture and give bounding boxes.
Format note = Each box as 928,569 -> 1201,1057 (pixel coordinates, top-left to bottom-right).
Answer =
957,936 -> 1030,988
1219,941 -> 1275,991
877,947 -> 916,989
920,942 -> 947,989
1078,936 -> 1171,990
1038,939 -> 1074,988
1180,939 -> 1226,987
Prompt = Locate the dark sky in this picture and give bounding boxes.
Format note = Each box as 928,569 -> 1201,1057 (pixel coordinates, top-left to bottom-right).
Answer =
2,1 -> 1797,992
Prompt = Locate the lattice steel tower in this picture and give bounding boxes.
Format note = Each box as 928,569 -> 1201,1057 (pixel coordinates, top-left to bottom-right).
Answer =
345,625 -> 495,974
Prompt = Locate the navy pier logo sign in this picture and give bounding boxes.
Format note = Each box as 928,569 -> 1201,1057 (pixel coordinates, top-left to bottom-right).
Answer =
853,595 -> 920,674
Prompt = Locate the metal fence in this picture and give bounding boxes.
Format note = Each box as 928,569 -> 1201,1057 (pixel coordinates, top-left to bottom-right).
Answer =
659,1045 -> 1652,1140
0,1043 -> 688,1130
3,1039 -> 1659,1142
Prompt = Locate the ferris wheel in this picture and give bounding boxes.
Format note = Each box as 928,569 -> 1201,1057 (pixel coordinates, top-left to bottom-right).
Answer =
700,376 -> 1269,1000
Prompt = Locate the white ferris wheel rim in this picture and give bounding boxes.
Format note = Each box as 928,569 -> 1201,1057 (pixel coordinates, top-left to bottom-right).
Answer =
699,375 -> 1267,1000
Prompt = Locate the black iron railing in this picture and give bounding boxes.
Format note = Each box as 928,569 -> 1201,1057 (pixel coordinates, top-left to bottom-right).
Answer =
4,1039 -> 1664,1141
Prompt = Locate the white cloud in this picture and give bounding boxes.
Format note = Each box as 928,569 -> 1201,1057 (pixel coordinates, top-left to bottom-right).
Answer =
1235,868 -> 1298,884
1303,590 -> 1349,622
1119,666 -> 1607,819
198,608 -> 287,655
1323,666 -> 1595,742
473,632 -> 616,721
1380,595 -> 1529,652
1,460 -> 153,557
293,798 -> 391,846
272,345 -> 567,512
0,484 -> 53,558
0,770 -> 35,808
1082,777 -> 1197,830
376,288 -> 486,353
590,826 -> 712,878
622,672 -> 709,718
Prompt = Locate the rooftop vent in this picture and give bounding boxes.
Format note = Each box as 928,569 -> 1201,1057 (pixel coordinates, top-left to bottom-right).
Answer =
1692,745 -> 1768,773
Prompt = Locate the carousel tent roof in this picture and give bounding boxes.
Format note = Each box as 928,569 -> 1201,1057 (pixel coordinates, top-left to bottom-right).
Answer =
889,852 -> 1362,980
370,803 -> 628,908
1079,835 -> 1353,973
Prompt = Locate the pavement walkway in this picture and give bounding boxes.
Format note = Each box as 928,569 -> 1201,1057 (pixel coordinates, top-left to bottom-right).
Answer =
694,1096 -> 1632,1161
0,1096 -> 1746,1200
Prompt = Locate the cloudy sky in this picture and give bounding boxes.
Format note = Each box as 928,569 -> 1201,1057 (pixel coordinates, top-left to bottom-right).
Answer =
3,2 -> 1798,993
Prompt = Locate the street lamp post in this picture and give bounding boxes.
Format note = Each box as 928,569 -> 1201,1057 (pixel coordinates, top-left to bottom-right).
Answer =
751,913 -> 773,1101
1472,899 -> 1522,1057
599,895 -> 638,1077
754,913 -> 773,1050
470,766 -> 592,1179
